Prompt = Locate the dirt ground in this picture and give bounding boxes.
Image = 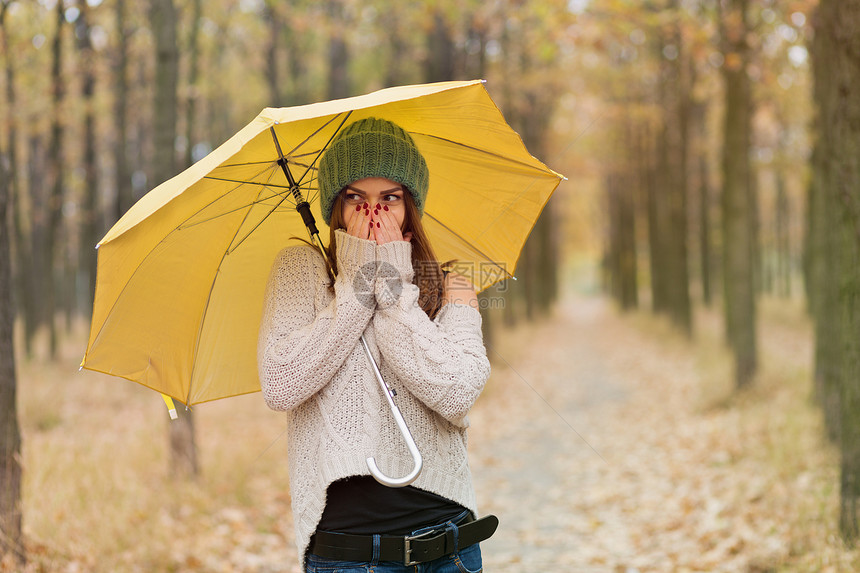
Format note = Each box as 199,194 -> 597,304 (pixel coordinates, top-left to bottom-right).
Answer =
12,292 -> 860,572
467,295 -> 857,572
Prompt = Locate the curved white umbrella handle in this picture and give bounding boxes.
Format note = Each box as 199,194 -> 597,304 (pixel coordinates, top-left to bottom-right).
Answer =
360,336 -> 423,487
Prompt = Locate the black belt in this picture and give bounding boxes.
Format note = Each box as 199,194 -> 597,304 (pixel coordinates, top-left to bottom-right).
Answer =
309,514 -> 499,566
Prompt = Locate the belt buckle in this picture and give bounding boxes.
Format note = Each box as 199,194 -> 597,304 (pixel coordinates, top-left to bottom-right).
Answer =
403,529 -> 435,566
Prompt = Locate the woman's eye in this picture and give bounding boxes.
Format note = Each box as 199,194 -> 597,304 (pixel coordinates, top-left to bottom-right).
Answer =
344,193 -> 362,203
383,194 -> 403,202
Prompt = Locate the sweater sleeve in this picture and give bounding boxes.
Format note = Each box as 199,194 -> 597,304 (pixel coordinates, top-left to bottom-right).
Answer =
371,241 -> 491,427
258,232 -> 376,411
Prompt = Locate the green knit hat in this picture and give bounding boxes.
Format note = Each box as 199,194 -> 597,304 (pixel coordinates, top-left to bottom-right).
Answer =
317,117 -> 429,224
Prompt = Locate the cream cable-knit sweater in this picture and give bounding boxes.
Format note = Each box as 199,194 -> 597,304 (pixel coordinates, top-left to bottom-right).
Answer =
258,230 -> 491,560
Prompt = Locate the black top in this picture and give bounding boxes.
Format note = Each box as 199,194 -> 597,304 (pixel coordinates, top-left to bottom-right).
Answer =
315,475 -> 468,535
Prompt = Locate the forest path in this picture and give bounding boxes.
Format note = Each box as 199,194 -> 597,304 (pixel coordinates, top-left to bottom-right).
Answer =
467,293 -> 825,572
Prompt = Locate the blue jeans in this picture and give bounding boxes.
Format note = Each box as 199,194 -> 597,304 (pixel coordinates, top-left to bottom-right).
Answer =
305,513 -> 483,573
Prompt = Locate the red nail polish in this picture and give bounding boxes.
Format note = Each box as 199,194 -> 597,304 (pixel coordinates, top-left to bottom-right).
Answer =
363,202 -> 369,209
355,204 -> 361,212
376,222 -> 380,228
383,205 -> 389,211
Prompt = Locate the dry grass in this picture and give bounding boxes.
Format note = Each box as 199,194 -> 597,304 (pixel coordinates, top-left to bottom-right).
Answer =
666,297 -> 857,571
13,323 -> 297,572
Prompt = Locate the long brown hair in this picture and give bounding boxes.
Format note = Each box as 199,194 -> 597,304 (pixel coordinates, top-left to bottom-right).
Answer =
325,190 -> 446,319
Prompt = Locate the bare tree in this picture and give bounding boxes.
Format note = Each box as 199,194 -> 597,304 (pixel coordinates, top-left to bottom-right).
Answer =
425,9 -> 456,83
808,0 -> 841,443
813,0 -> 860,545
655,1 -> 692,335
0,4 -> 23,561
149,0 -> 198,477
77,0 -> 99,314
1,0 -> 35,357
183,0 -> 202,169
0,135 -> 24,566
326,0 -> 350,99
264,1 -> 283,105
605,168 -> 638,310
45,0 -> 67,358
113,0 -> 133,221
720,0 -> 757,388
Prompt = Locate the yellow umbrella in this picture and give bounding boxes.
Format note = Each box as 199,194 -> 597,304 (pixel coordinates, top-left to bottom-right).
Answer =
81,80 -> 564,408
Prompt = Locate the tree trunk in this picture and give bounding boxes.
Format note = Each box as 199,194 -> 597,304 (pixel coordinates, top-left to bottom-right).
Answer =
606,171 -> 638,310
774,169 -> 790,297
644,120 -> 667,313
45,0 -> 67,358
425,9 -> 455,83
692,97 -> 714,307
284,15 -> 308,106
720,0 -> 757,389
264,1 -> 282,105
0,1 -> 23,561
1,0 -> 34,357
699,153 -> 713,306
168,406 -> 198,477
659,6 -> 692,335
183,0 -> 202,169
77,0 -> 99,316
751,160 -> 763,296
816,0 -> 860,545
150,0 -> 179,188
149,0 -> 197,477
132,59 -> 151,201
464,17 -> 488,81
0,141 -> 24,566
113,0 -> 132,221
606,112 -> 640,311
25,135 -> 46,356
382,5 -> 409,87
326,0 -> 349,99
809,5 -> 841,440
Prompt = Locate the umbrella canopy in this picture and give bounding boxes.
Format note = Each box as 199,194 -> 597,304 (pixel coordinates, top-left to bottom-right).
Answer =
81,80 -> 564,406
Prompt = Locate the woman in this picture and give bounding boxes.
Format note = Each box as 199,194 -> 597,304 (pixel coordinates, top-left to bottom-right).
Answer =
258,117 -> 496,572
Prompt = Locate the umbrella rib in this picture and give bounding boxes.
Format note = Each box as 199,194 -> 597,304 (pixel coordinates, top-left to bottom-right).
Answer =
215,149 -> 323,168
202,175 -> 290,190
283,111 -> 350,162
177,162 -> 299,230
227,192 -> 290,255
86,169 -> 282,396
185,182 -> 282,405
204,172 -> 319,194
223,161 -> 289,253
210,112 -> 352,204
295,111 -> 353,187
179,187 -> 290,230
423,211 -> 512,279
415,132 -> 552,174
209,154 -> 321,172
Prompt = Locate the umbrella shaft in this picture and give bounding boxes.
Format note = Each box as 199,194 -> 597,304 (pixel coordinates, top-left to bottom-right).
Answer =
270,123 -> 422,487
296,201 -> 319,237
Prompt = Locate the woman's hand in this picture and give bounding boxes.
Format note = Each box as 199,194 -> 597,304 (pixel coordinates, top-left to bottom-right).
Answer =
371,202 -> 412,245
443,273 -> 478,309
345,202 -> 373,240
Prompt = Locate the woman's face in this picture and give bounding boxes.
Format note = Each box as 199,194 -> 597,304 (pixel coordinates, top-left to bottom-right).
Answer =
340,177 -> 407,231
